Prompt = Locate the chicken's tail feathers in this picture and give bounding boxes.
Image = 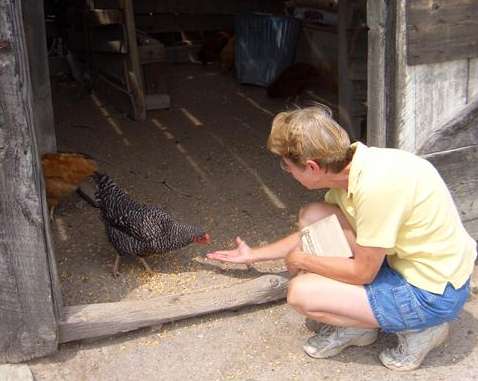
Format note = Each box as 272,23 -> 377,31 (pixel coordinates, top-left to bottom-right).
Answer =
77,184 -> 99,208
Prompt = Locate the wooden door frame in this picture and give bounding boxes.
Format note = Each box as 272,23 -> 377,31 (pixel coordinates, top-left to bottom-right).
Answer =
0,0 -> 60,363
366,0 -> 395,148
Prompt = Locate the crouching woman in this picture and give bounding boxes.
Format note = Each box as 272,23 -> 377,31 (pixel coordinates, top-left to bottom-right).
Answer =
207,105 -> 477,371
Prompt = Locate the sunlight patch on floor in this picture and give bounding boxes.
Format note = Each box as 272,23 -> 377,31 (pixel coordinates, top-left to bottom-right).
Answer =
208,131 -> 286,210
151,118 -> 209,182
180,107 -> 204,127
91,94 -> 131,146
236,91 -> 274,116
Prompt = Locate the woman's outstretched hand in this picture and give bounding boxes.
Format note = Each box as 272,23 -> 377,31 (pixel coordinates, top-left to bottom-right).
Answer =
206,237 -> 253,265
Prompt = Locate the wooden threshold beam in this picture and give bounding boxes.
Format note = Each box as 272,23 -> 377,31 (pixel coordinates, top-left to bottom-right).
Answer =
59,272 -> 289,343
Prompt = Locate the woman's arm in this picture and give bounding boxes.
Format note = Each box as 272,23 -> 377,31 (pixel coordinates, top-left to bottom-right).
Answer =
207,232 -> 301,264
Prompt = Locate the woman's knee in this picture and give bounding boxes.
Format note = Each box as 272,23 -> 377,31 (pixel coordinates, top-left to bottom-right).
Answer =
287,273 -> 324,311
298,202 -> 335,230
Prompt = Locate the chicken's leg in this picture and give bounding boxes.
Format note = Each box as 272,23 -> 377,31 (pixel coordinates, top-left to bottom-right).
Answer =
112,254 -> 121,278
49,206 -> 56,222
137,256 -> 155,274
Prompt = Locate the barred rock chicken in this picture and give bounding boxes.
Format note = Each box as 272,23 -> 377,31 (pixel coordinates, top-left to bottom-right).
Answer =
41,152 -> 97,220
93,173 -> 210,277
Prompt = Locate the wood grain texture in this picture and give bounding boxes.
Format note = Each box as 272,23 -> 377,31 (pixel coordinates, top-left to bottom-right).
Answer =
366,0 -> 387,147
413,61 -> 468,151
123,0 -> 145,120
60,273 -> 290,343
0,0 -> 58,363
406,0 -> 478,65
22,0 -> 56,154
418,97 -> 478,154
469,58 -> 478,101
391,0 -> 470,153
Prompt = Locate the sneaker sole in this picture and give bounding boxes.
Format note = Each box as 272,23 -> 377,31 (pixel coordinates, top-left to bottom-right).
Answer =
303,333 -> 378,359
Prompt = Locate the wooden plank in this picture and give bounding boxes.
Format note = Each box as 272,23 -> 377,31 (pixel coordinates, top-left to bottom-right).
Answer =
389,0 -> 469,153
89,25 -> 128,53
418,97 -> 478,155
423,145 -> 478,238
87,9 -> 124,26
366,0 -> 388,147
133,0 -> 283,14
123,0 -> 146,120
145,94 -> 170,110
59,272 -> 289,343
406,0 -> 478,65
0,0 -> 58,362
135,14 -> 234,33
22,0 -> 56,154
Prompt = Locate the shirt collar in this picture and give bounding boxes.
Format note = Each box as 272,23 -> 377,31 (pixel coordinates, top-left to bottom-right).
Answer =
347,142 -> 367,198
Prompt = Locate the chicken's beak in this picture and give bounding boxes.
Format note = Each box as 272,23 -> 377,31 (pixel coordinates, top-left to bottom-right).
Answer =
195,233 -> 211,244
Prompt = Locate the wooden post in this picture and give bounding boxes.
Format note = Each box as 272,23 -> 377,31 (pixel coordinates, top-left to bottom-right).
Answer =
22,0 -> 56,154
0,0 -> 60,363
123,0 -> 146,120
366,0 -> 388,148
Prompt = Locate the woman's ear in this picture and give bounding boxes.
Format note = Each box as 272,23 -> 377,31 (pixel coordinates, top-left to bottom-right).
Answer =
306,160 -> 321,173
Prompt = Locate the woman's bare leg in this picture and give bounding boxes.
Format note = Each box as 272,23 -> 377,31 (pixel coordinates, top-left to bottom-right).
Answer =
290,202 -> 378,328
288,272 -> 379,328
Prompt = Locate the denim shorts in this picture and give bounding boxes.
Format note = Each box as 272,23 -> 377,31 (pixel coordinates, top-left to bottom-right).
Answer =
365,262 -> 470,333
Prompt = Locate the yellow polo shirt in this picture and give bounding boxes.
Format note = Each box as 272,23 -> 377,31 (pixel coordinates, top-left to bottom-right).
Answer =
325,142 -> 477,294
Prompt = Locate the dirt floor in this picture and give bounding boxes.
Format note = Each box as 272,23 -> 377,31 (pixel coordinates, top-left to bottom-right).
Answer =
28,63 -> 478,380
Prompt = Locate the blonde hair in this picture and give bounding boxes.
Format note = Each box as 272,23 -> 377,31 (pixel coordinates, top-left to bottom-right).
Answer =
267,105 -> 353,173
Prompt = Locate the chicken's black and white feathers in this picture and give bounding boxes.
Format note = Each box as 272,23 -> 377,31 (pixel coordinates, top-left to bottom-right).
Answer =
93,172 -> 205,257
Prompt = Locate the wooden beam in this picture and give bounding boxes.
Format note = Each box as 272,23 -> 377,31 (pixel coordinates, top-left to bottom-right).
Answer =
135,14 -> 234,33
0,0 -> 59,362
123,0 -> 146,120
366,0 -> 389,147
22,0 -> 56,154
407,0 -> 478,65
59,272 -> 289,343
417,97 -> 478,155
423,145 -> 478,239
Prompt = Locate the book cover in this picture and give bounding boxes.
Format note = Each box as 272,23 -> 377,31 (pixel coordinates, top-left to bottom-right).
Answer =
300,214 -> 353,258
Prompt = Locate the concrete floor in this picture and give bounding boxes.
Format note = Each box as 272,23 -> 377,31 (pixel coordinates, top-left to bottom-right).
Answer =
28,63 -> 478,381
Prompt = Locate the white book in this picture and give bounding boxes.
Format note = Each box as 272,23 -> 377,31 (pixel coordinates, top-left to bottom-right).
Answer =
300,214 -> 353,258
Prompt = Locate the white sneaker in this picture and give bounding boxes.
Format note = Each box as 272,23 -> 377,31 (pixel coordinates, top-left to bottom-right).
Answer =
379,322 -> 449,371
303,326 -> 378,359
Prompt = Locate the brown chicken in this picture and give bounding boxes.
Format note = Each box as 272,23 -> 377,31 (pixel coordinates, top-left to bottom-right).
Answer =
41,152 -> 97,220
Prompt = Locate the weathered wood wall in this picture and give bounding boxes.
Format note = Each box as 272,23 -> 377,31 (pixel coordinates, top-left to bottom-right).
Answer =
22,0 -> 56,154
0,0 -> 60,363
366,0 -> 389,148
384,0 -> 478,239
390,0 -> 478,153
406,0 -> 478,65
